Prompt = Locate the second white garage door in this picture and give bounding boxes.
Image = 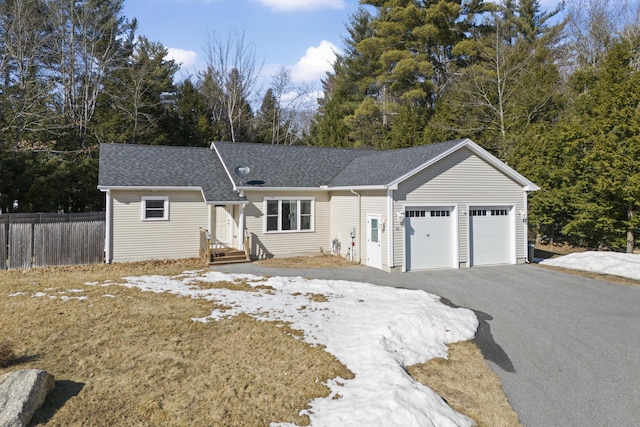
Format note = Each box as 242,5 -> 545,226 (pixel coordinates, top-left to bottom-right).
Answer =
469,206 -> 514,266
405,207 -> 454,270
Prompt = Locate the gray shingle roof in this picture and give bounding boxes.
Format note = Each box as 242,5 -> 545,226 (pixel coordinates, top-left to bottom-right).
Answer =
330,139 -> 466,186
98,143 -> 245,203
99,139 -> 535,196
212,142 -> 375,188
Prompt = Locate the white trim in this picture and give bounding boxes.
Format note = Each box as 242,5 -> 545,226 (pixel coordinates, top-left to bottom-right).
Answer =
387,189 -> 394,268
99,185 -> 201,192
239,186 -> 339,192
205,200 -> 248,205
239,204 -> 246,253
105,189 -> 113,264
263,196 -> 315,233
141,196 -> 169,221
325,185 -> 389,191
211,143 -> 239,191
524,191 -> 530,262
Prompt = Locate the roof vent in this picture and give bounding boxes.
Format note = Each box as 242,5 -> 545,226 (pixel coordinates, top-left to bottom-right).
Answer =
234,165 -> 250,177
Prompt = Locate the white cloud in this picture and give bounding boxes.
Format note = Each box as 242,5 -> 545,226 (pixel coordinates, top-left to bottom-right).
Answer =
166,47 -> 199,69
256,0 -> 345,12
291,40 -> 341,83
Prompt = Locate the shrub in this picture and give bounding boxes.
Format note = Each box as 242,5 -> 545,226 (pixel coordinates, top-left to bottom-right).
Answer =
0,341 -> 15,368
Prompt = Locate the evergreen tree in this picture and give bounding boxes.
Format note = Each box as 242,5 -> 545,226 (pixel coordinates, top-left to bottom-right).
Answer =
427,0 -> 565,160
311,8 -> 376,147
562,34 -> 640,252
95,36 -> 179,145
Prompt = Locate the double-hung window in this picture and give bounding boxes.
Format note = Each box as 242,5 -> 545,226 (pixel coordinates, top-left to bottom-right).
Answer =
142,196 -> 169,221
265,198 -> 313,232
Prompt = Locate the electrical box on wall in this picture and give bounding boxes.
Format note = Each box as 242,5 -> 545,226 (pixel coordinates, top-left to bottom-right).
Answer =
350,227 -> 356,238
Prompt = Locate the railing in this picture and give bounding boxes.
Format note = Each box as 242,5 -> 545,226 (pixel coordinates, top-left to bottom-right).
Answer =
244,229 -> 250,260
199,228 -> 211,261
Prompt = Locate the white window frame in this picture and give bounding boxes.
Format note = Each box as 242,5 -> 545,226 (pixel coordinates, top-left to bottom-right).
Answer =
141,196 -> 169,221
263,197 -> 314,233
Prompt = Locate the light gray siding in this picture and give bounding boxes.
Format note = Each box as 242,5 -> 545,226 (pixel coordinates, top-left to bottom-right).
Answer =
328,191 -> 389,268
111,190 -> 208,262
328,191 -> 358,258
243,190 -> 331,258
393,147 -> 527,268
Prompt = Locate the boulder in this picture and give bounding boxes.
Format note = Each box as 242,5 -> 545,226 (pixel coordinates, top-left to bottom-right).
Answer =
0,369 -> 55,427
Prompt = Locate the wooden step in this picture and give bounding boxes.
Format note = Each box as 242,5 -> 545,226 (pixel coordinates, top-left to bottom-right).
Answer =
209,249 -> 250,265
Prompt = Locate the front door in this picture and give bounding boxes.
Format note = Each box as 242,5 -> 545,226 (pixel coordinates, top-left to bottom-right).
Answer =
367,214 -> 382,269
214,205 -> 231,246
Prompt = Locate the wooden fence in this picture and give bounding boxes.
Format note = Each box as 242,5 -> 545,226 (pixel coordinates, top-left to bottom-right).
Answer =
0,213 -> 105,270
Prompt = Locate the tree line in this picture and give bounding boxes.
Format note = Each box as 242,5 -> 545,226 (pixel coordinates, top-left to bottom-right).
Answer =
0,0 -> 312,215
1,0 -> 638,252
310,0 -> 639,253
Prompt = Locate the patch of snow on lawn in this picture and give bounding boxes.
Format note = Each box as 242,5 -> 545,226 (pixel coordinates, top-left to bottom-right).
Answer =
540,251 -> 640,281
105,271 -> 478,427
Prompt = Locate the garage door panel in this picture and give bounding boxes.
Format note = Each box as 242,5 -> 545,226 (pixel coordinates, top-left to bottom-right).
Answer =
470,207 -> 512,266
406,208 -> 453,270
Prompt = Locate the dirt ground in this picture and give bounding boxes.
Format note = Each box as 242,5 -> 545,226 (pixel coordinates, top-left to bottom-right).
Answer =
1,258 -> 520,426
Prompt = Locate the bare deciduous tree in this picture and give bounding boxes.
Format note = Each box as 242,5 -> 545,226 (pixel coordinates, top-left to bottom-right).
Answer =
562,0 -> 639,71
201,30 -> 263,142
49,0 -> 131,139
0,0 -> 54,145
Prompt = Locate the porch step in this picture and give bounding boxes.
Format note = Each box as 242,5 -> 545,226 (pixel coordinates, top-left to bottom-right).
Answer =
209,249 -> 250,265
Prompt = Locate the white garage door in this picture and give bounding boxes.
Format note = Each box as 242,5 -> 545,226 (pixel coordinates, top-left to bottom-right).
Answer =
470,206 -> 513,266
405,207 -> 454,270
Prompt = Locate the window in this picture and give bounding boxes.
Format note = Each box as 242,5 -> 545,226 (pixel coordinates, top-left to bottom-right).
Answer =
265,198 -> 313,232
471,209 -> 487,217
142,196 -> 169,220
405,210 -> 426,217
491,209 -> 509,216
430,210 -> 450,217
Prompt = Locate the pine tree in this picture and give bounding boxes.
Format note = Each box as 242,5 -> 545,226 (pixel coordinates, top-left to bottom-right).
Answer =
562,34 -> 640,252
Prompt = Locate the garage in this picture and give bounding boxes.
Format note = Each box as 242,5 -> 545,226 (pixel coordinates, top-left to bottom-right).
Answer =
469,206 -> 514,266
405,207 -> 455,270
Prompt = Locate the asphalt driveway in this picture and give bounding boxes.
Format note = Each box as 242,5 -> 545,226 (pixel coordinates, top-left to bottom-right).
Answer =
217,262 -> 640,427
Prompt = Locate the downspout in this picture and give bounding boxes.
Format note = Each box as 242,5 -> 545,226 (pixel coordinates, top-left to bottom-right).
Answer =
351,189 -> 361,263
239,204 -> 246,252
524,189 -> 530,263
105,189 -> 112,264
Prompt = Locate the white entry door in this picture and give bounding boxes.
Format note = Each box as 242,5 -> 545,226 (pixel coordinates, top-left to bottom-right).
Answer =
214,205 -> 231,246
405,207 -> 454,270
366,214 -> 382,269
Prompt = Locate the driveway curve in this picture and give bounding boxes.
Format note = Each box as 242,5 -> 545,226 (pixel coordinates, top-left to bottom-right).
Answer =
217,263 -> 640,427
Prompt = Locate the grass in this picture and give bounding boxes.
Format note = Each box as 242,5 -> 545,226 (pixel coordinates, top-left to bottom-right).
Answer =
0,340 -> 15,368
409,341 -> 522,427
255,254 -> 361,269
0,258 -> 519,426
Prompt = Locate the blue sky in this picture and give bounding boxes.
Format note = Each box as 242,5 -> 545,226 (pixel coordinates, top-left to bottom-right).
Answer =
122,0 -> 362,86
122,0 -> 564,88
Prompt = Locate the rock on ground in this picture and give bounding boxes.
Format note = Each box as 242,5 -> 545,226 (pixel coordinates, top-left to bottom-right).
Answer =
0,369 -> 55,427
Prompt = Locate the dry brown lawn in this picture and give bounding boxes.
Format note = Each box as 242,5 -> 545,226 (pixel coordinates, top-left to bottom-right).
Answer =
254,254 -> 361,269
1,258 -> 519,426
